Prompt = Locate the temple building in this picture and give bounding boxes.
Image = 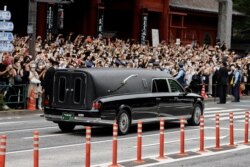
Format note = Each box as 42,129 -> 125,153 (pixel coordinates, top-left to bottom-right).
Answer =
0,0 -> 242,47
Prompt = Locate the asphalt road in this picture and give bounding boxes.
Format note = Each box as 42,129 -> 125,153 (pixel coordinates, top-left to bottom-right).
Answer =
0,98 -> 250,167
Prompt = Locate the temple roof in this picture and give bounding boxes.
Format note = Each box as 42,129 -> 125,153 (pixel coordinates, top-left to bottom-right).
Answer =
169,0 -> 243,15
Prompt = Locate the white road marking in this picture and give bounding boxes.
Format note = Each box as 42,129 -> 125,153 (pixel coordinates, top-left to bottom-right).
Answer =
0,121 -> 28,125
204,109 -> 246,114
0,119 -> 47,125
234,105 -> 250,107
237,120 -> 249,123
205,127 -> 244,131
23,133 -> 67,139
20,128 -> 200,140
134,137 -> 200,148
204,107 -> 224,111
205,111 -> 247,118
132,136 -> 227,148
209,115 -> 246,121
204,135 -> 228,140
0,126 -> 57,134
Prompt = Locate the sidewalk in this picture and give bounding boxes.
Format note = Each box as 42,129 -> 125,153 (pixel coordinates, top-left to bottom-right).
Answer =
0,96 -> 249,117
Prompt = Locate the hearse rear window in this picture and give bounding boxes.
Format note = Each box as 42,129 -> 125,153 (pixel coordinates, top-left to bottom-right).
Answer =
59,77 -> 66,102
152,79 -> 169,93
74,78 -> 81,103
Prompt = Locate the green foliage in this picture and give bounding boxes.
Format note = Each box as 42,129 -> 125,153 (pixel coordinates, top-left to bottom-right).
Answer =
233,0 -> 250,39
234,0 -> 250,15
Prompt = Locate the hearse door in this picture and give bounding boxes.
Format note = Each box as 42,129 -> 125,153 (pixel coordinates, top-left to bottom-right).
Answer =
53,71 -> 86,109
168,79 -> 193,116
152,79 -> 176,118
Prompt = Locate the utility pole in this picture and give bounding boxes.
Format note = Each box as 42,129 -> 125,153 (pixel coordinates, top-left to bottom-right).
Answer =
28,0 -> 37,60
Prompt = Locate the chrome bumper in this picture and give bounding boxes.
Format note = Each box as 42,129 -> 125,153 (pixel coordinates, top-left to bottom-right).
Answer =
44,114 -> 114,125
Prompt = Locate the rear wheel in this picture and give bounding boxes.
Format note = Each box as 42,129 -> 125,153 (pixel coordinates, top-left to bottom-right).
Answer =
188,104 -> 202,126
58,122 -> 76,132
117,110 -> 131,135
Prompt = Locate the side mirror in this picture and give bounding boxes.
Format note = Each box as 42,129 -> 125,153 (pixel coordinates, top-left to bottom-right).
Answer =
185,87 -> 192,93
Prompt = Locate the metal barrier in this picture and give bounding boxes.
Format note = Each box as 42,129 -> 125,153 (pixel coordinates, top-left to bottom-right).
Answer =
0,84 -> 27,109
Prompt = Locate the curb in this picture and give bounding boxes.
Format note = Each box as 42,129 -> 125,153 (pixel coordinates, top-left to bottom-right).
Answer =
0,109 -> 43,117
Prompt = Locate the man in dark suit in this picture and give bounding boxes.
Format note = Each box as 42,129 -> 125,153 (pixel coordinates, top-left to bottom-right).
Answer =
43,59 -> 59,105
217,62 -> 229,104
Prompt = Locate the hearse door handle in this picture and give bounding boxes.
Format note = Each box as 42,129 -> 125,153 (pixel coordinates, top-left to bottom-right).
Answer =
156,97 -> 161,101
70,89 -> 74,92
66,88 -> 69,92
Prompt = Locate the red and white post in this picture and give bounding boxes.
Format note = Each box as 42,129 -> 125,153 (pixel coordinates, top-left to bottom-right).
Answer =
215,113 -> 221,149
33,131 -> 39,167
0,135 -> 7,167
134,121 -> 144,164
85,127 -> 91,167
199,115 -> 205,152
244,112 -> 249,144
179,118 -> 186,155
157,118 -> 166,159
229,112 -> 235,147
109,122 -> 120,167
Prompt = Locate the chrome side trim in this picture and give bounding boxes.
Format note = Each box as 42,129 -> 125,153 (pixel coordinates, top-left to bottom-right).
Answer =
131,115 -> 192,124
45,114 -> 192,126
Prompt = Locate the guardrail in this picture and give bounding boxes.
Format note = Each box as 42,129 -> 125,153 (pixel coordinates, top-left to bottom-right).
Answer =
0,84 -> 27,109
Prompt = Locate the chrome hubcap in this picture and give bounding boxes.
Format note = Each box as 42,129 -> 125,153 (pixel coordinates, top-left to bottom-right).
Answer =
119,113 -> 129,133
194,106 -> 202,124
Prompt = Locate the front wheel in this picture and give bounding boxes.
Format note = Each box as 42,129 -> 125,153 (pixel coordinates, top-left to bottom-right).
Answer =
58,122 -> 76,132
188,104 -> 202,126
117,110 -> 131,135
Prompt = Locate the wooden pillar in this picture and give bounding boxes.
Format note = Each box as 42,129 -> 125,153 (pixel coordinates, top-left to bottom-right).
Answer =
88,0 -> 99,37
37,3 -> 47,39
181,15 -> 184,42
160,0 -> 170,43
132,0 -> 142,41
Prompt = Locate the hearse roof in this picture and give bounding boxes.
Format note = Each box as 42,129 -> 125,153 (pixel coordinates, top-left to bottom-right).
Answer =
77,68 -> 172,78
58,68 -> 172,97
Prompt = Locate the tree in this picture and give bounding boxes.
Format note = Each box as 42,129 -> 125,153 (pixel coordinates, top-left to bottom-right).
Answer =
233,0 -> 250,39
234,0 -> 250,15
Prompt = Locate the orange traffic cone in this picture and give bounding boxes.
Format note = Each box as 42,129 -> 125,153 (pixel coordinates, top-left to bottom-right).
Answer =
27,89 -> 36,111
201,84 -> 208,100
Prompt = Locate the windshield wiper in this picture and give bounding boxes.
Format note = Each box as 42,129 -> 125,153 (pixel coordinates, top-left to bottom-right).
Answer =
108,74 -> 138,93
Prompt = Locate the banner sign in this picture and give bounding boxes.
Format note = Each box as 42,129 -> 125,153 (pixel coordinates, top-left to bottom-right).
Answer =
0,32 -> 14,41
141,14 -> 148,45
0,10 -> 11,20
97,8 -> 104,39
152,29 -> 159,47
0,41 -> 14,52
0,6 -> 14,52
0,21 -> 14,31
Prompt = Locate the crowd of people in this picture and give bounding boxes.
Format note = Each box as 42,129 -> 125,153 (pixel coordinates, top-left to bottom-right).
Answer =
0,33 -> 250,109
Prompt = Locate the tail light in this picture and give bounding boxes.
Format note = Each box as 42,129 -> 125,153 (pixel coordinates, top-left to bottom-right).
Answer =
44,96 -> 49,106
92,101 -> 101,110
44,99 -> 49,106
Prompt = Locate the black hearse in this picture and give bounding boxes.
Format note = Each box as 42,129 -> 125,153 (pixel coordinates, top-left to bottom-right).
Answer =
44,68 -> 204,135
